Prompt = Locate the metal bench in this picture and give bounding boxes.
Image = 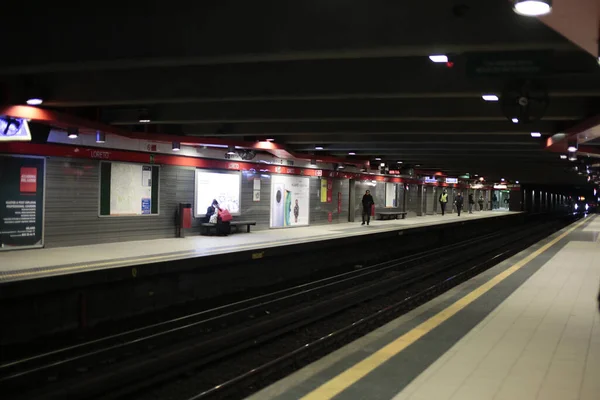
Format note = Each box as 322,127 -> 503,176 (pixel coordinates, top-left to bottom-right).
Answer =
200,220 -> 257,235
376,211 -> 408,220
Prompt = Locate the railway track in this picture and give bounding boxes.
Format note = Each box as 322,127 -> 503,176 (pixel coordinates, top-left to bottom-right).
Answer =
0,214 -> 577,400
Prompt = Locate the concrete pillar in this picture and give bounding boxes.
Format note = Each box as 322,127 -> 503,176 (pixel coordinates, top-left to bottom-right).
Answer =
348,179 -> 356,222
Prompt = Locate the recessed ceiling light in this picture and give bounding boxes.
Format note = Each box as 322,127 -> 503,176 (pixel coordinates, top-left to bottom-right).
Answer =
139,118 -> 151,123
265,138 -> 275,142
429,55 -> 448,63
26,98 -> 43,106
482,94 -> 499,102
569,156 -> 577,161
511,118 -> 519,124
338,165 -> 345,169
375,157 -> 382,161
567,146 -> 577,152
96,131 -> 106,143
348,152 -> 356,155
67,128 -> 79,139
560,154 -> 567,159
315,146 -> 324,150
501,178 -> 505,181
172,142 -> 181,151
530,132 -> 542,138
397,161 -> 403,164
513,0 -> 552,17
516,180 -> 520,184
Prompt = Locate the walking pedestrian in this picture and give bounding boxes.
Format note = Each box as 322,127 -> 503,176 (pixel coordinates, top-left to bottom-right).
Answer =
455,192 -> 464,216
361,190 -> 374,225
439,190 -> 448,216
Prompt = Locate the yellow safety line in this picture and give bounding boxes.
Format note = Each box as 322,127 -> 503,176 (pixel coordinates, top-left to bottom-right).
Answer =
300,216 -> 591,400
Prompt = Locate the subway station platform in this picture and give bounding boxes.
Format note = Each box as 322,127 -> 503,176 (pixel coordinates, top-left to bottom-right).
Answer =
249,215 -> 600,400
0,211 -> 515,283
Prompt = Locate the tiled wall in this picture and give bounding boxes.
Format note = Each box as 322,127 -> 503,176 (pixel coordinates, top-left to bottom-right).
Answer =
353,181 -> 406,220
42,159 -> 352,247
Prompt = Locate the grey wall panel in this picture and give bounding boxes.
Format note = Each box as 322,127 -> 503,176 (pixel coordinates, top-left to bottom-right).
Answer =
44,158 -> 194,248
44,161 -> 354,248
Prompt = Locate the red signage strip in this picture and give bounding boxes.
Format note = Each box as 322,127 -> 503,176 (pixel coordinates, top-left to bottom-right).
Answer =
0,142 -> 457,186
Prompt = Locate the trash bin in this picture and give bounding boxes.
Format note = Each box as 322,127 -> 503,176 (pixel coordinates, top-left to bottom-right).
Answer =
177,203 -> 192,237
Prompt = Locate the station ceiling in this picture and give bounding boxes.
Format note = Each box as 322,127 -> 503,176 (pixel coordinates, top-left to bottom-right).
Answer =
1,1 -> 599,184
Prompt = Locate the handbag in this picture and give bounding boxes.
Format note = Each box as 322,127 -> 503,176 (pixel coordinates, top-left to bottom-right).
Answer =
209,213 -> 218,224
219,209 -> 233,222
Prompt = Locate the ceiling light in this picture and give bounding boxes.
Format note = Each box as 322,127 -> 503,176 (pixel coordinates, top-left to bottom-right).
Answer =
482,94 -> 499,102
397,161 -> 403,164
172,142 -> 181,152
375,157 -> 382,161
26,98 -> 43,106
380,163 -> 385,167
348,152 -> 356,155
226,146 -> 236,155
511,118 -> 519,124
569,156 -> 577,161
315,146 -> 324,150
138,110 -> 151,123
265,138 -> 275,142
560,154 -> 567,160
67,128 -> 79,139
96,131 -> 106,143
338,165 -> 345,169
501,178 -> 505,181
516,180 -> 520,184
567,145 -> 577,152
530,132 -> 542,138
429,55 -> 448,63
513,0 -> 552,17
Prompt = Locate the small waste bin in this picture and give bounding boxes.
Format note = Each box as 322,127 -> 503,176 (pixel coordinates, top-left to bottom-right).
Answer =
177,203 -> 193,237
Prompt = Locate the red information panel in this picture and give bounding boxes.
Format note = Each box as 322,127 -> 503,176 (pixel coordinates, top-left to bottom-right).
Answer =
20,167 -> 37,193
337,192 -> 342,213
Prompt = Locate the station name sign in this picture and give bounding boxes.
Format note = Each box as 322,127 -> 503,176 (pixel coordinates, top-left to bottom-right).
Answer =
445,177 -> 458,184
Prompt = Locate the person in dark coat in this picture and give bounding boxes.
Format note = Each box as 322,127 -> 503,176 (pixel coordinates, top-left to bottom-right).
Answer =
206,199 -> 230,236
468,193 -> 475,214
361,190 -> 374,226
455,192 -> 464,217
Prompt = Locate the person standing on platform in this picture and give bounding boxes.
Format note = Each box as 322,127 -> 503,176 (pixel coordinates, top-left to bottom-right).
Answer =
478,195 -> 485,211
455,192 -> 464,216
468,193 -> 475,214
439,190 -> 448,216
361,190 -> 374,226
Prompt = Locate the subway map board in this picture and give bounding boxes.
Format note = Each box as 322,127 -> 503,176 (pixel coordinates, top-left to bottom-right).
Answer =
0,155 -> 45,250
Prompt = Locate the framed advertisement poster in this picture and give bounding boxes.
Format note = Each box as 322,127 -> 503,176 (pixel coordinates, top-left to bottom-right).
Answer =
270,175 -> 310,228
0,155 -> 45,250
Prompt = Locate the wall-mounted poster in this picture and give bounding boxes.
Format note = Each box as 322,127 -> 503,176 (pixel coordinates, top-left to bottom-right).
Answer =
270,175 -> 310,228
99,162 -> 160,216
0,155 -> 45,250
195,170 -> 241,216
385,182 -> 396,207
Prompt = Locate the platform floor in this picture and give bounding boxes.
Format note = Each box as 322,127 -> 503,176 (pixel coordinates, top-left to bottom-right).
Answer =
0,211 -> 514,283
248,214 -> 600,400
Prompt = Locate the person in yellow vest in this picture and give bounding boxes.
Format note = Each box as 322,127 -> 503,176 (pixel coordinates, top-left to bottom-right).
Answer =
439,190 -> 448,216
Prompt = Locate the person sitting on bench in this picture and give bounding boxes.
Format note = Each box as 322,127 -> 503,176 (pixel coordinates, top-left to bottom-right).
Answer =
205,199 -> 231,236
